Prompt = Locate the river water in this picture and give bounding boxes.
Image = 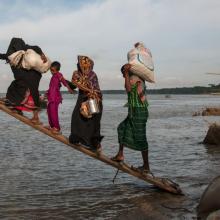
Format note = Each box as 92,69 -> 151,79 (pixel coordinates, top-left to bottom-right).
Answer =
0,94 -> 219,219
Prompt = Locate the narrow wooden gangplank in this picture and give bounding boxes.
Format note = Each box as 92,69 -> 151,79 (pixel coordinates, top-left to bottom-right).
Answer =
0,103 -> 182,194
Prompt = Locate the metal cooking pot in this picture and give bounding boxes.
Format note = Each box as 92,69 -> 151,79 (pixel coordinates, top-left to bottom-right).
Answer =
88,98 -> 100,114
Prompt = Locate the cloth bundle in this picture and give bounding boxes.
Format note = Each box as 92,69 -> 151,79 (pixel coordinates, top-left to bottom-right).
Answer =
127,43 -> 155,83
8,49 -> 51,73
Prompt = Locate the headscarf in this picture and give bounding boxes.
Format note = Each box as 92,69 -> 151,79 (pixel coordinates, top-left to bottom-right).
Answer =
77,55 -> 94,74
72,55 -> 102,101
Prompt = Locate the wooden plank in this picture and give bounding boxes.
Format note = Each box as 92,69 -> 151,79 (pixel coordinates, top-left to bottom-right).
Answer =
0,103 -> 182,194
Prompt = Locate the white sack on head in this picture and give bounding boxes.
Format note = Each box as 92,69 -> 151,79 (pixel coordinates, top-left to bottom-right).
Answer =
127,43 -> 155,83
8,49 -> 51,74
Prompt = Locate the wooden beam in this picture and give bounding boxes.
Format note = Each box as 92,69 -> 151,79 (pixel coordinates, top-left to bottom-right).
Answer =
0,103 -> 182,194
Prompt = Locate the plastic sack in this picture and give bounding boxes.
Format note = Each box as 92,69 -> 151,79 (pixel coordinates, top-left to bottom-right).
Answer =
127,43 -> 155,83
8,49 -> 51,74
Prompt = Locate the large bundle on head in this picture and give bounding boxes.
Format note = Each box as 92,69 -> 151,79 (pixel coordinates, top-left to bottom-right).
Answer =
8,49 -> 51,73
127,42 -> 155,83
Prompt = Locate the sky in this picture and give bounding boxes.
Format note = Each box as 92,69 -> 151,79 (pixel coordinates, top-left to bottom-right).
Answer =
0,0 -> 220,91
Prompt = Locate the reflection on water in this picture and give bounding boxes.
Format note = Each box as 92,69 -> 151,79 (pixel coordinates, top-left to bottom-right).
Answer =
0,94 -> 220,219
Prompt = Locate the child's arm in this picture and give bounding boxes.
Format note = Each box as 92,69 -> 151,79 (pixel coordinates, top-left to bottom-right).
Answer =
66,80 -> 77,91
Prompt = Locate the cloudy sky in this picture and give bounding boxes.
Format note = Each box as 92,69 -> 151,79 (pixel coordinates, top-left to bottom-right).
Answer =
0,0 -> 220,91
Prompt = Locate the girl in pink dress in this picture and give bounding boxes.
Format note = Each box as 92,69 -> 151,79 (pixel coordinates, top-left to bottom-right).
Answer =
46,61 -> 73,134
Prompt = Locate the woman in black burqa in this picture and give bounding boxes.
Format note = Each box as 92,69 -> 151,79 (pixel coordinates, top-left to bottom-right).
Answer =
69,56 -> 103,151
0,37 -> 47,124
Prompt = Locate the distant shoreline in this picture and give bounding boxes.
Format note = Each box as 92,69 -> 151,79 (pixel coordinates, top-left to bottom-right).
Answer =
60,84 -> 220,95
1,85 -> 219,95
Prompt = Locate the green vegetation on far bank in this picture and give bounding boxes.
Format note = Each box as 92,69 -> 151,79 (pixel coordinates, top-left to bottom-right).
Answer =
40,83 -> 220,95
147,83 -> 220,95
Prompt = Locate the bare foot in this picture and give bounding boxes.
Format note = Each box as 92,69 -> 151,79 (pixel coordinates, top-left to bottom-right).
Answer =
111,155 -> 124,162
30,118 -> 42,125
11,109 -> 23,115
96,144 -> 102,155
44,125 -> 52,130
133,166 -> 153,176
51,128 -> 62,135
0,97 -> 6,103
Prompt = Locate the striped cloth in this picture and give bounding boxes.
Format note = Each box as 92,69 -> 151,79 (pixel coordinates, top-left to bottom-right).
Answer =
118,84 -> 149,151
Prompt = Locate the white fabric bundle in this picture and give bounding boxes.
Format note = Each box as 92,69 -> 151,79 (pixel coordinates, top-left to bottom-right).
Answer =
8,49 -> 51,74
127,43 -> 155,83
